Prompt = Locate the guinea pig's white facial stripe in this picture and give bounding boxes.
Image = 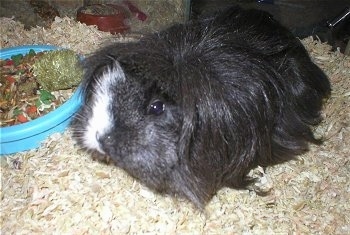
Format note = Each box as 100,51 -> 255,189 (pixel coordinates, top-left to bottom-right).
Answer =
83,62 -> 125,153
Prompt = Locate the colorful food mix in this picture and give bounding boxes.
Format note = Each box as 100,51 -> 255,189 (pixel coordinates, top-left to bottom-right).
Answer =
0,49 -> 82,127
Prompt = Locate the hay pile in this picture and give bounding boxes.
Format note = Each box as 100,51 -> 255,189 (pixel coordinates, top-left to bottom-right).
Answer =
1,17 -> 349,234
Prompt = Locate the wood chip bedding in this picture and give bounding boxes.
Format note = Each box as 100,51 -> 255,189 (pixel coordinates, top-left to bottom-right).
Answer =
0,16 -> 349,234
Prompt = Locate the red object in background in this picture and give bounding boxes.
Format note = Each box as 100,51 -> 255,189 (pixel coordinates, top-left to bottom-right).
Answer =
122,0 -> 147,21
77,4 -> 130,34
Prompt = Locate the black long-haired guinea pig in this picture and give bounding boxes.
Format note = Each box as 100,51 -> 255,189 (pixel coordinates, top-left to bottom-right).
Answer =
71,6 -> 331,208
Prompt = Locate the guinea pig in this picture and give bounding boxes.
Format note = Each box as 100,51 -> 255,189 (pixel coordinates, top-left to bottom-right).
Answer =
71,6 -> 331,208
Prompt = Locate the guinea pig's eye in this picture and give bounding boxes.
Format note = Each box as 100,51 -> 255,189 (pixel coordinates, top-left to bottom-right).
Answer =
149,100 -> 165,115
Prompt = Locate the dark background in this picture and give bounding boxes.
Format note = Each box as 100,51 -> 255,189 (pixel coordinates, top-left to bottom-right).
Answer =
191,0 -> 350,52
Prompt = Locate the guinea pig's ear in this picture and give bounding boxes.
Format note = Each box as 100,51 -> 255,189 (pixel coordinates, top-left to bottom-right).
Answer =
81,52 -> 125,94
178,107 -> 196,159
177,79 -> 198,160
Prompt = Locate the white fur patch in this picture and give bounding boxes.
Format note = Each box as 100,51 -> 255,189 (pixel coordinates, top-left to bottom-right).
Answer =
83,62 -> 125,153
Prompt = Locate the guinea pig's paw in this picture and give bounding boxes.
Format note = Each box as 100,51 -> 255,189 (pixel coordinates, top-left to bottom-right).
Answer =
247,166 -> 274,196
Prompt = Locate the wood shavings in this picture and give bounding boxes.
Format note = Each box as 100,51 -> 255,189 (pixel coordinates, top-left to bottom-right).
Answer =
0,16 -> 137,55
1,17 -> 349,235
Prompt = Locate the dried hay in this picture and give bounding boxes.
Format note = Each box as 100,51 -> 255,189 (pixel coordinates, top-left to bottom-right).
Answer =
125,0 -> 188,33
0,16 -> 349,234
0,17 -> 136,55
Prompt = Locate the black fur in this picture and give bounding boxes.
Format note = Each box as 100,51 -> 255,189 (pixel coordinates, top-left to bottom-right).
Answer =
71,6 -> 331,208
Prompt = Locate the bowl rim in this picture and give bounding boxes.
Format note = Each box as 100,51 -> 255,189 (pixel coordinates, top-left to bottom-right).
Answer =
77,3 -> 128,17
0,45 -> 82,142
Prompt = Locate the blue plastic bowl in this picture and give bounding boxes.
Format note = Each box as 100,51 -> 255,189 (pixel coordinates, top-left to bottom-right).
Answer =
0,45 -> 82,155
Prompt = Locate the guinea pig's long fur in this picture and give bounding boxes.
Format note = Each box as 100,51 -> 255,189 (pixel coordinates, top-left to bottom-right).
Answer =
71,6 -> 331,208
